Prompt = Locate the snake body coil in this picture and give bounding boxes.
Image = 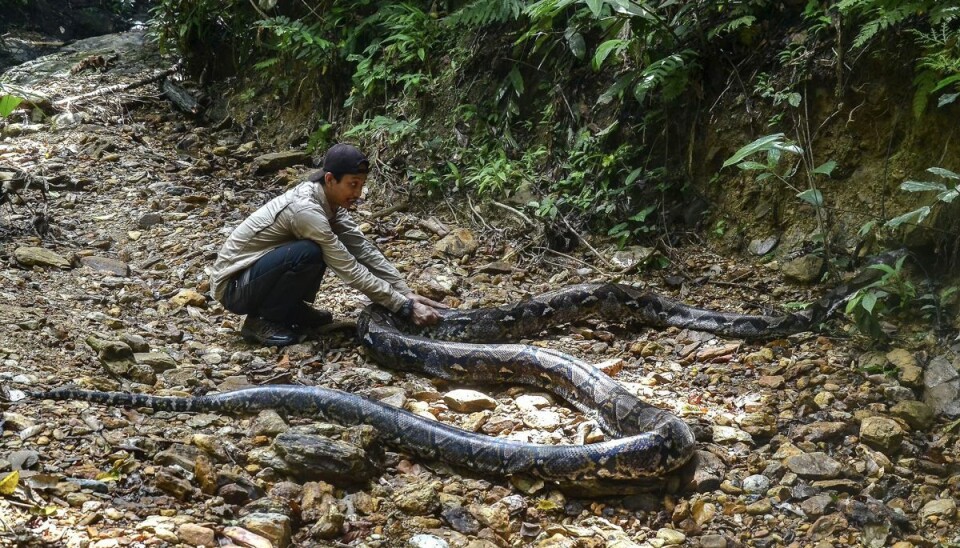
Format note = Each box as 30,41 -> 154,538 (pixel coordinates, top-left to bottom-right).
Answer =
34,261 -> 896,481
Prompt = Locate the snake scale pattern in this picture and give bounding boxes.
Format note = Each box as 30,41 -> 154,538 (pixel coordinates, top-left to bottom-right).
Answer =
32,255 -> 896,482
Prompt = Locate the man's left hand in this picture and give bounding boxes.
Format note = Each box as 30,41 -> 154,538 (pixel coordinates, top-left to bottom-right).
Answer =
407,293 -> 449,310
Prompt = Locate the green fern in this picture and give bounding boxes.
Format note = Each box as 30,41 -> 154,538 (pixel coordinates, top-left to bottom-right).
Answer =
446,0 -> 526,27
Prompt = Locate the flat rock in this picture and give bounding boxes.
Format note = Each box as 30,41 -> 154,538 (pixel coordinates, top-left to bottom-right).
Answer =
748,236 -> 779,256
134,352 -> 178,372
409,534 -> 449,548
177,523 -> 215,547
223,526 -> 273,548
859,416 -> 904,452
712,425 -> 752,444
924,354 -> 960,417
610,246 -> 655,272
800,494 -> 835,517
138,213 -> 164,229
435,228 -> 478,258
252,150 -> 311,174
14,246 -> 71,269
393,480 -> 441,515
239,512 -> 292,548
444,389 -> 498,412
272,431 -> 381,484
783,452 -> 842,479
920,498 -> 957,521
889,400 -> 934,430
888,348 -> 923,388
79,255 -> 130,276
781,254 -> 823,283
522,410 -> 561,431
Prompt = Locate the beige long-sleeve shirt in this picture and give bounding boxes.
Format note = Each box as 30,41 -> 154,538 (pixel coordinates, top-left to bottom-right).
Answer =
209,179 -> 411,312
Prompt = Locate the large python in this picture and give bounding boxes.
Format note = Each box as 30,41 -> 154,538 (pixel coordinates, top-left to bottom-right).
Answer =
30,253 -> 897,482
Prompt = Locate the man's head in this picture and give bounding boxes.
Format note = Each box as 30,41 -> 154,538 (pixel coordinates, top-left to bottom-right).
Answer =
321,143 -> 369,211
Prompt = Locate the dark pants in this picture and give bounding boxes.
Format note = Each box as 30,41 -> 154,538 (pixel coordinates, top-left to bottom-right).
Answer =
222,240 -> 326,323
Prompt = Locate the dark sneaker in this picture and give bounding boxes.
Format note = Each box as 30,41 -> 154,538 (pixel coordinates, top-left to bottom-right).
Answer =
293,305 -> 334,328
240,316 -> 298,347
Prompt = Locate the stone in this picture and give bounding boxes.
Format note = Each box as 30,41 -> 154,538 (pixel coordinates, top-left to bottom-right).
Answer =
920,498 -> 956,521
610,246 -> 655,272
409,534 -> 449,548
443,506 -> 481,535
796,421 -> 848,442
522,410 -> 561,431
515,394 -> 552,412
742,474 -> 771,494
887,348 -> 919,379
444,389 -> 498,412
783,452 -> 842,479
712,425 -> 752,444
757,375 -> 785,389
87,336 -> 156,385
859,416 -> 904,452
748,236 -> 779,256
468,502 -> 510,535
699,534 -> 728,548
138,213 -> 164,228
812,391 -> 835,409
415,268 -> 460,300
271,431 -> 381,484
393,481 -> 441,515
251,409 -> 289,437
435,228 -> 478,258
14,246 -> 71,269
889,400 -> 934,430
746,498 -> 772,515
404,229 -> 430,241
251,150 -> 311,174
177,523 -> 216,547
239,512 -> 292,548
655,528 -> 686,545
170,289 -> 207,308
800,494 -> 834,517
924,354 -> 960,417
477,261 -> 513,274
222,526 -> 273,548
781,254 -> 824,283
155,468 -> 195,500
79,255 -> 130,276
134,352 -> 178,372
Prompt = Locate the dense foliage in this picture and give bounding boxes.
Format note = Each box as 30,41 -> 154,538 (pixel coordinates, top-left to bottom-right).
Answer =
147,0 -> 960,247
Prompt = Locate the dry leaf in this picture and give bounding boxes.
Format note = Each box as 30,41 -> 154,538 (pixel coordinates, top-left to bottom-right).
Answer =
0,470 -> 20,495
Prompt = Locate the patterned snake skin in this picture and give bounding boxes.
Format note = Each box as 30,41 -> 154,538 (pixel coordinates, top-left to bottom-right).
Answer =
32,254 -> 898,482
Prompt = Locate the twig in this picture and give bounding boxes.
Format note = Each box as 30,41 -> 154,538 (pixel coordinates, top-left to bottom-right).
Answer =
557,213 -> 615,270
543,247 -> 610,276
490,200 -> 533,226
54,63 -> 181,107
466,194 -> 494,232
368,200 -> 409,220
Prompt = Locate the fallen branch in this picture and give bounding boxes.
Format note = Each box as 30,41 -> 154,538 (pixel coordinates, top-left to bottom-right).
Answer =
557,213 -> 615,270
53,63 -> 181,107
491,200 -> 534,226
368,200 -> 409,220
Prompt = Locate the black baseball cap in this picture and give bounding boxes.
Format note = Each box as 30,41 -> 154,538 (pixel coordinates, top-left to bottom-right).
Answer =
323,143 -> 369,178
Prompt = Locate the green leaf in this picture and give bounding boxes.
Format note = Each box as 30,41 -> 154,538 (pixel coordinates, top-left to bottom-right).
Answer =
796,188 -> 824,207
592,39 -> 627,71
939,93 -> 959,108
507,66 -> 524,95
722,133 -> 788,169
585,0 -> 603,17
861,291 -> 878,314
566,31 -> 586,60
597,73 -> 633,105
737,161 -> 768,171
900,180 -> 948,192
813,160 -> 837,176
624,167 -> 643,186
927,167 -> 960,180
937,188 -> 960,203
885,206 -> 931,228
931,73 -> 960,93
786,92 -> 802,107
0,95 -> 23,117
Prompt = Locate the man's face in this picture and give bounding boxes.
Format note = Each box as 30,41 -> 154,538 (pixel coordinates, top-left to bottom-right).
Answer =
324,172 -> 367,211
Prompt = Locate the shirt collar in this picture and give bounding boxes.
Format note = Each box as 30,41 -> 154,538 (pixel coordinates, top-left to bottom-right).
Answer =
311,180 -> 335,220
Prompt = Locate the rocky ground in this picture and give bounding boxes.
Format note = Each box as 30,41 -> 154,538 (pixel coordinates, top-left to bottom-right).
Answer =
1,31 -> 959,548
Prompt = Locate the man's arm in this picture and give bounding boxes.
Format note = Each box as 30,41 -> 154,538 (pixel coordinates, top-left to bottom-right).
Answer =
289,207 -> 409,313
332,212 -> 412,294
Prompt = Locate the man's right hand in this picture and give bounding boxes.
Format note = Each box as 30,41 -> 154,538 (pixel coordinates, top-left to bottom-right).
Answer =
410,301 -> 442,326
